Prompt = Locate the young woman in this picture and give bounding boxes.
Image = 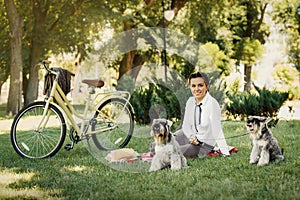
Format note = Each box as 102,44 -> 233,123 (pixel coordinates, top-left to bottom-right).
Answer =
174,71 -> 230,158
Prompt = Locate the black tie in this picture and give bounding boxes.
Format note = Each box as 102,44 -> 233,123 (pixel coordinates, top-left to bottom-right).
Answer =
198,103 -> 202,125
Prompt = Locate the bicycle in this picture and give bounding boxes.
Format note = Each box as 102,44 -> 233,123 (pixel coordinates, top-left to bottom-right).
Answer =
10,60 -> 134,159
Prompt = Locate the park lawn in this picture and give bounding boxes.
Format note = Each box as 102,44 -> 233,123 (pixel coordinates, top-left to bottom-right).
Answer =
0,120 -> 299,200
0,104 -> 13,120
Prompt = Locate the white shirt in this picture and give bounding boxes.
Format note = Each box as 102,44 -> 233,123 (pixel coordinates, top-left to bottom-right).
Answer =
182,92 -> 230,155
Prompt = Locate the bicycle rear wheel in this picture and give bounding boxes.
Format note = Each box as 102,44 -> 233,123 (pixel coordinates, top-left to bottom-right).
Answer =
11,101 -> 66,158
91,98 -> 134,150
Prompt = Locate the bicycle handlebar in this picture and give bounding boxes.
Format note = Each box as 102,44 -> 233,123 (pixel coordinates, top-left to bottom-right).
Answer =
41,60 -> 52,73
41,60 -> 74,77
42,60 -> 52,65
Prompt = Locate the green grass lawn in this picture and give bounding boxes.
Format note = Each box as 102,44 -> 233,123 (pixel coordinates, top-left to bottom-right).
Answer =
0,120 -> 300,199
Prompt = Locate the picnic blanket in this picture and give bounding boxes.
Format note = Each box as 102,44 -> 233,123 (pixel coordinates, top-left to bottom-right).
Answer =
105,146 -> 238,163
208,146 -> 239,157
105,148 -> 139,163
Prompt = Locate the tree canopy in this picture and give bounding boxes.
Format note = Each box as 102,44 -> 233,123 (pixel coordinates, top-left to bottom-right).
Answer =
1,0 -> 299,114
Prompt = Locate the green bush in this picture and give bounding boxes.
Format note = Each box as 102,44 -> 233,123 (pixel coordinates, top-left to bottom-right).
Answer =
226,84 -> 289,118
129,83 -> 156,124
130,82 -> 186,126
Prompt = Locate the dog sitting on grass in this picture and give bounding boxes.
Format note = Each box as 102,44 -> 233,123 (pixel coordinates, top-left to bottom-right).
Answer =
246,116 -> 284,166
149,118 -> 188,172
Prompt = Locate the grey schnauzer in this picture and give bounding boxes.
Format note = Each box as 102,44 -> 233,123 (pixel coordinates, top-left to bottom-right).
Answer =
149,118 -> 188,172
246,116 -> 284,166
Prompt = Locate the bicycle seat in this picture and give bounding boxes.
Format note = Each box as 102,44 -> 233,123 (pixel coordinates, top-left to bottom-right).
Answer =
82,79 -> 105,88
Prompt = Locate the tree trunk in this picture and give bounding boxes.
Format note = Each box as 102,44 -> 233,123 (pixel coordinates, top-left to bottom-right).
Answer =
24,1 -> 46,105
4,0 -> 24,115
24,42 -> 43,105
0,82 -> 3,102
118,20 -> 144,81
244,64 -> 252,91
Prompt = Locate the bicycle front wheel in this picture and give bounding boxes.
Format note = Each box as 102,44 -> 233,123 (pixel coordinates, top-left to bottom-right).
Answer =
91,98 -> 134,150
11,101 -> 66,158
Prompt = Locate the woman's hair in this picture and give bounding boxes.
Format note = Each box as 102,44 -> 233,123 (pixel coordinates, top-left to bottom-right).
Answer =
188,72 -> 210,88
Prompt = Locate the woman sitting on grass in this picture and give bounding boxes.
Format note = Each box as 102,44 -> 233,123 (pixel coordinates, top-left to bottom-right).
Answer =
174,71 -> 231,158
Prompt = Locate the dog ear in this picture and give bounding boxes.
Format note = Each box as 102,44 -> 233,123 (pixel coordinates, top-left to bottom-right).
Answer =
265,117 -> 272,124
152,119 -> 158,124
247,115 -> 255,122
259,116 -> 267,122
166,120 -> 173,127
150,119 -> 156,137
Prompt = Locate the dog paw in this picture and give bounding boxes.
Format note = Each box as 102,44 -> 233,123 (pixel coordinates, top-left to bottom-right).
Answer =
170,166 -> 181,170
250,156 -> 259,164
250,160 -> 258,164
257,160 -> 268,166
257,162 -> 268,166
149,168 -> 158,172
149,165 -> 158,172
274,155 -> 284,163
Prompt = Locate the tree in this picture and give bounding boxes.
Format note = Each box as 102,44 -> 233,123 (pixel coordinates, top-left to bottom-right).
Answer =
235,37 -> 264,90
201,42 -> 232,76
4,0 -> 23,115
22,0 -> 109,105
0,3 -> 10,98
4,0 -> 109,107
102,0 -> 189,81
170,0 -> 233,75
272,0 -> 300,72
3,0 -> 283,115
226,0 -> 269,91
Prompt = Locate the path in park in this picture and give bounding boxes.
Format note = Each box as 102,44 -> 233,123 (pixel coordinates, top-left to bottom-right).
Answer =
0,119 -> 12,132
1,102 -> 299,133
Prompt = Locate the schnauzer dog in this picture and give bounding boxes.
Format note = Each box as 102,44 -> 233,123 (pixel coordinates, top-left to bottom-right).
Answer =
149,118 -> 188,172
246,116 -> 284,166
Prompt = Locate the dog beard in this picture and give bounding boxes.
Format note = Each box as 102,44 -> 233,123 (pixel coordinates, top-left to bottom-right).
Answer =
246,116 -> 269,139
151,119 -> 172,145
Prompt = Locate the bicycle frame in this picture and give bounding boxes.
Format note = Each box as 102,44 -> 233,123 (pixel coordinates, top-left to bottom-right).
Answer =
36,68 -> 133,139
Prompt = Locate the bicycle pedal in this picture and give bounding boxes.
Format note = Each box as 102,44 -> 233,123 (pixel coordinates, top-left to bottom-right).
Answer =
64,144 -> 73,151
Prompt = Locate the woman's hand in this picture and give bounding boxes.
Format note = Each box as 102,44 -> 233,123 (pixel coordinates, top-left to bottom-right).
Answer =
189,134 -> 200,145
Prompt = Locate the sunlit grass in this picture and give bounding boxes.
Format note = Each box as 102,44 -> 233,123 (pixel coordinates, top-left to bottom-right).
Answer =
63,165 -> 87,172
0,120 -> 299,199
0,168 -> 57,199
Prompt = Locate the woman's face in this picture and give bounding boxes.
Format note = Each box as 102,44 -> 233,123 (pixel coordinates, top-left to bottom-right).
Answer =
189,77 -> 208,102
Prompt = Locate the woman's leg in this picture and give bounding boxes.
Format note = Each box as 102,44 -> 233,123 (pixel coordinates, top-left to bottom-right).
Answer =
174,129 -> 201,158
174,129 -> 214,158
173,129 -> 189,145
